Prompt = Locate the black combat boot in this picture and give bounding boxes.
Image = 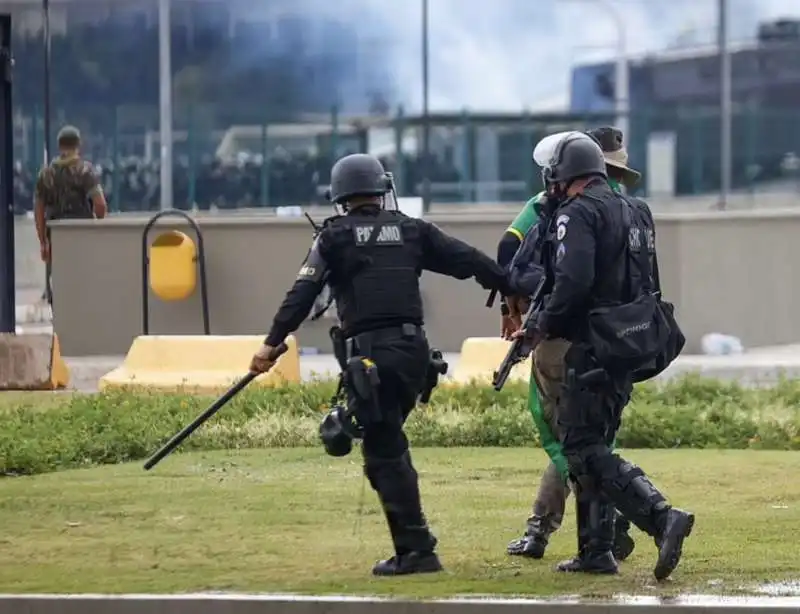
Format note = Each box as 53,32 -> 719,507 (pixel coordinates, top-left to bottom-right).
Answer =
596,454 -> 694,581
557,496 -> 618,574
365,453 -> 443,577
613,510 -> 636,562
506,515 -> 555,559
653,508 -> 695,581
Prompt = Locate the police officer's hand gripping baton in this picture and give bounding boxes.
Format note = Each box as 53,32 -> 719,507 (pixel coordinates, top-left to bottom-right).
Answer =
143,343 -> 289,471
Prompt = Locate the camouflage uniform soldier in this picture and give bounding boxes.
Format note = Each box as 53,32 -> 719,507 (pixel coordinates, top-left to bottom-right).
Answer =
34,126 -> 107,302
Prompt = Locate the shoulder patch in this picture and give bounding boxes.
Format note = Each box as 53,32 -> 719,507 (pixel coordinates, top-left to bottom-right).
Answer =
295,236 -> 328,282
297,264 -> 318,278
353,223 -> 404,246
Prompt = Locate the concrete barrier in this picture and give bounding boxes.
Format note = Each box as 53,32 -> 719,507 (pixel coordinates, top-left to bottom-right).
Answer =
98,334 -> 301,394
14,215 -> 46,289
0,332 -> 69,390
48,208 -> 800,356
0,594 -> 797,614
452,337 -> 530,384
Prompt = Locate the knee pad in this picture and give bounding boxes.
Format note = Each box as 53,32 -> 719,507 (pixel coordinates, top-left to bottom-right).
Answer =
595,456 -> 668,517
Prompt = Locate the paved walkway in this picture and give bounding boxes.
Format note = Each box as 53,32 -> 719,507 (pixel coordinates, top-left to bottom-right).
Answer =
64,353 -> 462,393
13,288 -> 800,393
63,345 -> 800,393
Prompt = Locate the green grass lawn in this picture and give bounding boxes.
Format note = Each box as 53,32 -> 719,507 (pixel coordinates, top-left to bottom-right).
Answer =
1,448 -> 798,597
0,391 -> 72,413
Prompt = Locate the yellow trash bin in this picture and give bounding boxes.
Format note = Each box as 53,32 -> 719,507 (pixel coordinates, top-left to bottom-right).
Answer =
148,230 -> 197,301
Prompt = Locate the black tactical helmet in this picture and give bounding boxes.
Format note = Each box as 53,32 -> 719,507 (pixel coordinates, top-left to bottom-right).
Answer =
327,153 -> 390,204
319,405 -> 363,457
533,131 -> 607,185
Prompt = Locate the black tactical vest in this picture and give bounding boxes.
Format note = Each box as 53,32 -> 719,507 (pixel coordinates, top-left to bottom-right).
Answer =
549,180 -> 644,308
326,208 -> 425,337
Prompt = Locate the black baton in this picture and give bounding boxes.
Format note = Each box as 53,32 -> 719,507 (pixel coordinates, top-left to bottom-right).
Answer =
143,342 -> 289,471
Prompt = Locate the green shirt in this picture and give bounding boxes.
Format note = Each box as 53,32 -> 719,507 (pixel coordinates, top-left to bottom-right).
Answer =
505,179 -> 622,240
506,191 -> 544,240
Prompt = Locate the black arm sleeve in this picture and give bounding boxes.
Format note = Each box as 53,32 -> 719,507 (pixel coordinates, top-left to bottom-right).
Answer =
264,235 -> 329,347
497,232 -> 521,268
537,203 -> 597,338
420,220 -> 509,294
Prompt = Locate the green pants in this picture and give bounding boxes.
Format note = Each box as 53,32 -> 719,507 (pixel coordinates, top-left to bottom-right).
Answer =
528,372 -> 569,479
528,370 -> 617,478
525,370 -> 570,532
526,364 -> 618,533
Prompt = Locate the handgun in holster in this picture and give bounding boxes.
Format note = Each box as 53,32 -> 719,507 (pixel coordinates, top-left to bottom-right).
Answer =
419,348 -> 448,404
565,345 -> 608,391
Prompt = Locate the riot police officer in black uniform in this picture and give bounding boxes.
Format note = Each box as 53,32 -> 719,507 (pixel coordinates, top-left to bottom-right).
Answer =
515,131 -> 694,581
250,153 -> 516,576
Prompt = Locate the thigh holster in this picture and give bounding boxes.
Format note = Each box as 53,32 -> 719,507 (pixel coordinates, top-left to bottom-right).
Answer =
345,356 -> 381,425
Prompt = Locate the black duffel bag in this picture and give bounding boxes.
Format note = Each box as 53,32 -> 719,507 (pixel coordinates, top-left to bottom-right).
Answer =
586,199 -> 685,381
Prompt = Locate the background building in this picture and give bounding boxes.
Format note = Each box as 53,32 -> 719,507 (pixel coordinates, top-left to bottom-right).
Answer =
569,19 -> 800,195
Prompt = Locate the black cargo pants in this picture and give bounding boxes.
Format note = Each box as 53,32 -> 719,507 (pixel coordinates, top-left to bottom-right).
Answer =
554,342 -> 671,541
347,325 -> 437,554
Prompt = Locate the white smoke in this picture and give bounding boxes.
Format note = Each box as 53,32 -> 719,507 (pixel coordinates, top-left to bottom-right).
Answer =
213,0 -> 800,113
329,0 -> 800,112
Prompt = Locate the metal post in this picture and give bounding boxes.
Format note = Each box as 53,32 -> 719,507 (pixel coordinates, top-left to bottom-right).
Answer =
392,105 -> 405,196
718,0 -> 731,210
188,103 -> 196,209
330,104 -> 339,159
158,0 -> 173,210
421,0 -> 431,212
42,0 -> 50,165
260,122 -> 269,207
0,14 -> 15,333
112,105 -> 120,211
561,0 -> 628,140
609,4 -> 629,142
41,0 -> 53,304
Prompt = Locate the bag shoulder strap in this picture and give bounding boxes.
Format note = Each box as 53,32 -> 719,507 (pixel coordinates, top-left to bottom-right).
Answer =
618,195 -> 657,295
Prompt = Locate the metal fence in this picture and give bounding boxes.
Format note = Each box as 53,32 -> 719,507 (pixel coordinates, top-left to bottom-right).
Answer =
13,106 -> 800,213
7,0 -> 800,212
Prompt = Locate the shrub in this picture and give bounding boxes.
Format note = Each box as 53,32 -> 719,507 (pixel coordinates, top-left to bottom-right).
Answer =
1,374 -> 799,476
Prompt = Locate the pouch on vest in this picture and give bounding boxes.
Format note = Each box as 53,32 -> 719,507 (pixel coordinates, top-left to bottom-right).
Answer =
345,356 -> 381,425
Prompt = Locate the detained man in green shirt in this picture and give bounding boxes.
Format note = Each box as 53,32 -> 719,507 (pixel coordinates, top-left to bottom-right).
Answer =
499,127 -> 642,562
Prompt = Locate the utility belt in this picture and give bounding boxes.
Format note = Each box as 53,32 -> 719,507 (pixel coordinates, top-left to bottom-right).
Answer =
319,323 -> 448,457
331,322 -> 445,415
344,323 -> 423,359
